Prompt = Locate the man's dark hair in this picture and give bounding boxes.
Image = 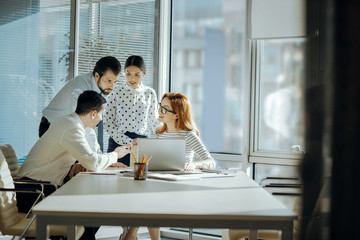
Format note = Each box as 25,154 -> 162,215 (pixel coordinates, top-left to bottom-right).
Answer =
75,90 -> 106,115
92,56 -> 121,77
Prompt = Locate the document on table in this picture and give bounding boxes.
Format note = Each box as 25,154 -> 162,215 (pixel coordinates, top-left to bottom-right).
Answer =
77,167 -> 133,175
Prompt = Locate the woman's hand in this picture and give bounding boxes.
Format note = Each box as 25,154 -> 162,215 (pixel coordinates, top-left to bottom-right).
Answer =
200,159 -> 216,169
185,159 -> 216,171
184,162 -> 196,171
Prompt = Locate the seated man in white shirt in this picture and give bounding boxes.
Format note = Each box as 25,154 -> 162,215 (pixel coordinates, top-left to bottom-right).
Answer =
16,90 -> 129,209
16,90 -> 130,240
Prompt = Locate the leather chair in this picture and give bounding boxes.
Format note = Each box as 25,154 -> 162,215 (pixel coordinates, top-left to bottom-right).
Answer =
0,144 -> 20,178
0,149 -> 84,239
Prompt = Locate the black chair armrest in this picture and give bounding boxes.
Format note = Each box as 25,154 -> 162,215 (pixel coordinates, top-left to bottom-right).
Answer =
0,187 -> 45,199
259,177 -> 302,186
265,183 -> 303,188
271,192 -> 303,196
13,178 -> 58,192
0,187 -> 45,218
14,178 -> 58,188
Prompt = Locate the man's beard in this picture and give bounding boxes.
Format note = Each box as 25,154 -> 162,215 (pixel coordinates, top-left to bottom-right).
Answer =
100,87 -> 112,95
97,78 -> 112,95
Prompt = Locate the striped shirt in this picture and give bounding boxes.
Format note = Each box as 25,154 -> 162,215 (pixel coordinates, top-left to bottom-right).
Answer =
157,130 -> 213,163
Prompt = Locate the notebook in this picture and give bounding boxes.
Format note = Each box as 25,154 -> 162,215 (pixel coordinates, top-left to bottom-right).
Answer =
137,138 -> 186,171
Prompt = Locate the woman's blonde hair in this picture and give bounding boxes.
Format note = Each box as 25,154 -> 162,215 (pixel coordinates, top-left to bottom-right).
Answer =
156,93 -> 199,136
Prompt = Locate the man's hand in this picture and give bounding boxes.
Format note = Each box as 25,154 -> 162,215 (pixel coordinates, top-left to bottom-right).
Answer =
109,162 -> 128,168
114,145 -> 131,159
68,163 -> 87,179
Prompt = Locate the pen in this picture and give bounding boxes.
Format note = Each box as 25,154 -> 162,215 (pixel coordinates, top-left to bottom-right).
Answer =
147,155 -> 152,163
131,152 -> 138,163
140,154 -> 146,164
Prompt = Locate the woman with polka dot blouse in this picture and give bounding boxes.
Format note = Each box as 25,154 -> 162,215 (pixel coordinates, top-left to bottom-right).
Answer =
103,55 -> 159,166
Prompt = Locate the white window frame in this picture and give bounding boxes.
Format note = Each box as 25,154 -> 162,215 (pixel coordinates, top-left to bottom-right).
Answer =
157,0 -> 171,97
160,0 -> 250,169
249,40 -> 303,166
145,0 -> 306,167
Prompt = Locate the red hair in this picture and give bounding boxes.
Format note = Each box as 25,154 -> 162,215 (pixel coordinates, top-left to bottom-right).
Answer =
156,93 -> 199,136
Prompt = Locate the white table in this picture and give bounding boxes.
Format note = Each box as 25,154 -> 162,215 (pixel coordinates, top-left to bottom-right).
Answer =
33,171 -> 296,240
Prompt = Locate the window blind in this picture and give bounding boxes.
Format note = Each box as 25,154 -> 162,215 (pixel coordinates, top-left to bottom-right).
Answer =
77,0 -> 157,151
0,0 -> 70,160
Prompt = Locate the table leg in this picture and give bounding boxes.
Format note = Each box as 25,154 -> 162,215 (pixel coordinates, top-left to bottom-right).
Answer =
36,217 -> 49,240
67,225 -> 77,240
248,229 -> 258,240
281,226 -> 293,240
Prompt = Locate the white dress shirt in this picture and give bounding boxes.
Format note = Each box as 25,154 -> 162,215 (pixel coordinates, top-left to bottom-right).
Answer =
104,83 -> 159,145
42,72 -> 100,123
16,113 -> 117,185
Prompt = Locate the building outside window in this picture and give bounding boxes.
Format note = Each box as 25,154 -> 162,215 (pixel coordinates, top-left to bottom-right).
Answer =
171,0 -> 247,155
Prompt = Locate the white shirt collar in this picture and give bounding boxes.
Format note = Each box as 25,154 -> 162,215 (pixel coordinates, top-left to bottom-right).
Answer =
71,113 -> 85,129
124,82 -> 144,93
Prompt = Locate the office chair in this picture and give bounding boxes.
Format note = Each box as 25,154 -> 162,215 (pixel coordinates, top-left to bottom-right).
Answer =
0,144 -> 20,178
0,150 -> 84,239
0,143 -> 58,217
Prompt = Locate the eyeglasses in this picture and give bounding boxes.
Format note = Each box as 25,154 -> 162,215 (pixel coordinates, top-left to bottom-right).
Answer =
159,103 -> 176,114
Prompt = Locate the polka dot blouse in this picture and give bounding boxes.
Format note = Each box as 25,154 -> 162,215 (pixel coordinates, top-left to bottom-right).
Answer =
104,83 -> 159,145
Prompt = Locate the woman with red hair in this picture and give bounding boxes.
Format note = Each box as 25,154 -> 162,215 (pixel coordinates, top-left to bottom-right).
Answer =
123,93 -> 216,240
157,92 -> 215,170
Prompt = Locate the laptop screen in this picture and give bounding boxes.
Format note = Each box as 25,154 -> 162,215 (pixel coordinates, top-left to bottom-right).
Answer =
136,138 -> 186,171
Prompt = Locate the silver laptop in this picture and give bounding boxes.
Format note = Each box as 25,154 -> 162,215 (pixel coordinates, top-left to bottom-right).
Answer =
137,138 -> 186,171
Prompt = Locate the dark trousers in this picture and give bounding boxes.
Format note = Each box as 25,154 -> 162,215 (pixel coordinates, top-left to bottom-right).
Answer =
15,177 -> 58,213
108,137 -> 130,166
107,132 -> 147,166
39,116 -> 50,137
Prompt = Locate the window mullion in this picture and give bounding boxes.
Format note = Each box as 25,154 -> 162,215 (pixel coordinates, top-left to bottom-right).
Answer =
69,0 -> 79,79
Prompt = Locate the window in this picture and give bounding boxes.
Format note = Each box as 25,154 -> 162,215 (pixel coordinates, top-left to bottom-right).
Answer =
0,0 -> 158,159
77,0 -> 158,151
0,0 -> 70,160
0,0 -> 306,166
171,0 -> 247,156
251,38 -> 306,161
